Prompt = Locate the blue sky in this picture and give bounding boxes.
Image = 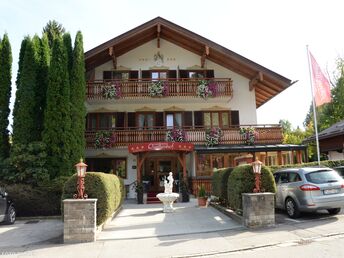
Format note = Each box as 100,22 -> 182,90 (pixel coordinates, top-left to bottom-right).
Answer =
1,0 -> 344,129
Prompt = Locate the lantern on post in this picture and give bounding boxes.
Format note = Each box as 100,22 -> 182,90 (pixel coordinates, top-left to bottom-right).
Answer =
252,158 -> 262,193
73,159 -> 88,199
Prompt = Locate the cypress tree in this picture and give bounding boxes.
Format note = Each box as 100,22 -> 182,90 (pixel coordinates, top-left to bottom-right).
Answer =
63,33 -> 73,74
42,37 -> 72,178
12,37 -> 37,145
15,37 -> 29,92
0,34 -> 12,159
70,31 -> 86,164
42,20 -> 65,49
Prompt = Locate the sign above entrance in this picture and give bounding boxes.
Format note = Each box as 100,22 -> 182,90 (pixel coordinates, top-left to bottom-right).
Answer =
128,142 -> 194,154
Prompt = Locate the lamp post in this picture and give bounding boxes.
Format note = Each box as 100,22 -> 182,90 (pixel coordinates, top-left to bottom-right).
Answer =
252,158 -> 262,193
73,159 -> 88,199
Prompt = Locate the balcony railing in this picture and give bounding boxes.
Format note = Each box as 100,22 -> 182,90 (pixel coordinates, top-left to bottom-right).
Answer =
86,78 -> 233,100
85,125 -> 282,148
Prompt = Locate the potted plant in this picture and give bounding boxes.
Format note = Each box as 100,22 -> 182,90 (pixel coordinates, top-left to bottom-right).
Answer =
179,178 -> 190,203
205,127 -> 222,147
133,181 -> 144,204
196,80 -> 218,100
148,80 -> 169,97
166,128 -> 187,142
198,184 -> 207,207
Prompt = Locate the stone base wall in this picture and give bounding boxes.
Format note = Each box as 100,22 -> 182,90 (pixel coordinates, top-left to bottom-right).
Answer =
242,193 -> 275,228
63,199 -> 97,243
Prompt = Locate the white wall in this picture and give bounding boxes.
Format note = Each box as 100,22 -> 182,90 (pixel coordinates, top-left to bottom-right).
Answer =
93,39 -> 257,124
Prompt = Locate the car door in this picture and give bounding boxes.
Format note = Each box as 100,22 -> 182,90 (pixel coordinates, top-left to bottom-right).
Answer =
275,172 -> 289,209
0,189 -> 6,221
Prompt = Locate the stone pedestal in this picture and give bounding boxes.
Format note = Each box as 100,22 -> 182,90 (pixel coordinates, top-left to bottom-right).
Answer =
156,193 -> 179,213
63,199 -> 97,243
242,193 -> 275,228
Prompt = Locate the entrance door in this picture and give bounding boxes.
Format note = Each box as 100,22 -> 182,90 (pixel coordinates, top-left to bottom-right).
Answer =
144,157 -> 177,192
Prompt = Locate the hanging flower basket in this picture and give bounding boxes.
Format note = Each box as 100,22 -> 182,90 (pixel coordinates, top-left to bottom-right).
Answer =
94,131 -> 116,149
102,82 -> 122,99
197,80 -> 218,100
205,127 -> 222,147
148,80 -> 169,97
166,128 -> 187,142
240,127 -> 258,145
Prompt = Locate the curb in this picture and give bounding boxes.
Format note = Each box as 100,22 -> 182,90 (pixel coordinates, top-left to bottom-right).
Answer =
210,202 -> 243,224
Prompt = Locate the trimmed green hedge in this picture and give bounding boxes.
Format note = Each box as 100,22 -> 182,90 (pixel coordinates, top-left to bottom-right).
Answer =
212,167 -> 233,205
0,176 -> 69,217
269,159 -> 344,174
62,172 -> 124,226
227,165 -> 276,211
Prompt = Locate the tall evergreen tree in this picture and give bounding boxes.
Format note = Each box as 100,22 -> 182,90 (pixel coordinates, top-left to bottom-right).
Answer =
0,34 -> 12,159
42,37 -> 72,178
70,31 -> 86,164
63,33 -> 73,74
15,37 -> 29,92
42,20 -> 65,49
12,37 -> 37,145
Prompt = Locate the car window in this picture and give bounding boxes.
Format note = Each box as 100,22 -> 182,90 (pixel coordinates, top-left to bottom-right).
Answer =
288,173 -> 301,182
279,173 -> 288,183
305,170 -> 342,184
274,173 -> 280,183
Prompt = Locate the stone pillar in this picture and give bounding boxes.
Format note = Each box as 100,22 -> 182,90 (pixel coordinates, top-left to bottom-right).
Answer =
63,199 -> 97,243
242,193 -> 275,228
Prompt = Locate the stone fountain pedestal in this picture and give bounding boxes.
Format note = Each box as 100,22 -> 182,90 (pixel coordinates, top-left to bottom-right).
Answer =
156,193 -> 179,213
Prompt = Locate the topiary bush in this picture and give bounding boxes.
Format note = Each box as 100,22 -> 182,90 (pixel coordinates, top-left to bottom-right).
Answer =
212,167 -> 233,205
62,172 -> 124,226
269,159 -> 344,174
0,176 -> 69,217
227,165 -> 276,212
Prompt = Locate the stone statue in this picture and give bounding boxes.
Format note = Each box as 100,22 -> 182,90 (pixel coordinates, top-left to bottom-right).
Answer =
157,172 -> 179,213
163,172 -> 174,194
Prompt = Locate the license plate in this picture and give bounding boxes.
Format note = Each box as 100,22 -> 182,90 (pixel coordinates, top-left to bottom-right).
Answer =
324,189 -> 339,195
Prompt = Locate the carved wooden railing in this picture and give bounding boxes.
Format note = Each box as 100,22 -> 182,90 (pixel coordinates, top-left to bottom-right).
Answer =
86,78 -> 233,100
85,125 -> 283,148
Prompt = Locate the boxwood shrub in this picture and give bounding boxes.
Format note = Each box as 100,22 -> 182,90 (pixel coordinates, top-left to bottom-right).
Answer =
269,159 -> 344,174
0,176 -> 69,217
227,165 -> 276,211
62,172 -> 124,226
212,167 -> 233,205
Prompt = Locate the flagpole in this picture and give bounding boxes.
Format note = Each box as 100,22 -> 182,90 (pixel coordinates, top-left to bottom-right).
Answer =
306,45 -> 321,166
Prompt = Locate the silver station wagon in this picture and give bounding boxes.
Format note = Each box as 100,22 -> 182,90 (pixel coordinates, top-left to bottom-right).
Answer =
274,167 -> 344,218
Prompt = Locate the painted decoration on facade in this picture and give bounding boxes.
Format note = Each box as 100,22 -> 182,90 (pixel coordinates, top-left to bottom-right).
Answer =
128,142 -> 194,153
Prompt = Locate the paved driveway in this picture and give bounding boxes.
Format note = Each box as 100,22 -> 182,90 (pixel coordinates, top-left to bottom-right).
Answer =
98,198 -> 243,241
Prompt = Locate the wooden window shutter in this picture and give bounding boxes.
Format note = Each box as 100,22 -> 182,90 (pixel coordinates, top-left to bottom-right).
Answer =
179,70 -> 188,79
116,112 -> 125,128
194,111 -> 203,127
230,110 -> 240,126
103,71 -> 112,80
206,70 -> 215,78
141,70 -> 151,79
127,112 -> 136,128
129,70 -> 139,79
183,111 -> 193,128
155,112 -> 164,128
168,70 -> 177,79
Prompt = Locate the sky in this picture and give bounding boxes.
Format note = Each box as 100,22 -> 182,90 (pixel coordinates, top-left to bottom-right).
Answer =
1,0 -> 344,130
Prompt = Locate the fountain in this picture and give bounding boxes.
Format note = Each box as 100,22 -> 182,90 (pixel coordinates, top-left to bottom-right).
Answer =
156,172 -> 179,213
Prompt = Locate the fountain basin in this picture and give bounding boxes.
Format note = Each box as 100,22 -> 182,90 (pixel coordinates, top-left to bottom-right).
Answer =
156,193 -> 180,213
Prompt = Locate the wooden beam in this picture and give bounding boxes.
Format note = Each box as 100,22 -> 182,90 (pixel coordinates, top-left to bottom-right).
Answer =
201,45 -> 210,68
157,24 -> 161,48
108,46 -> 117,69
249,71 -> 264,91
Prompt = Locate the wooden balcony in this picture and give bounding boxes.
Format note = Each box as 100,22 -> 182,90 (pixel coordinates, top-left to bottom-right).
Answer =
86,78 -> 233,100
85,125 -> 283,148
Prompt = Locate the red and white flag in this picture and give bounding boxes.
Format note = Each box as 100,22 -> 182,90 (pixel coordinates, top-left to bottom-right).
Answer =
309,52 -> 332,106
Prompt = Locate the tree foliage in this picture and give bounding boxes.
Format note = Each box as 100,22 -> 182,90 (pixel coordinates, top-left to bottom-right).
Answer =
12,37 -> 37,145
42,37 -> 72,178
0,34 -> 12,159
69,31 -> 86,163
42,20 -> 65,49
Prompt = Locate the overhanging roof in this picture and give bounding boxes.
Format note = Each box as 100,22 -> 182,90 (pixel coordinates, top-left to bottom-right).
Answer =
304,120 -> 344,143
85,17 -> 294,107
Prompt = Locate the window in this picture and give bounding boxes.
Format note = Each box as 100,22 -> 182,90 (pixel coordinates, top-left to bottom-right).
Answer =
203,111 -> 229,128
151,71 -> 167,81
114,158 -> 127,179
196,153 -> 227,177
288,173 -> 301,182
166,113 -> 182,128
103,71 -> 129,80
179,70 -> 214,79
86,113 -> 123,130
188,71 -> 204,79
138,113 -> 154,129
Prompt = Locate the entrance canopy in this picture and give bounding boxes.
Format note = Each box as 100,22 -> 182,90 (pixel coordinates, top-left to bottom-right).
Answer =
128,142 -> 194,154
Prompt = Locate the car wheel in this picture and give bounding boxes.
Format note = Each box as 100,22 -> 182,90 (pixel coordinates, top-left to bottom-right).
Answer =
285,198 -> 300,218
5,205 -> 16,225
327,208 -> 341,215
